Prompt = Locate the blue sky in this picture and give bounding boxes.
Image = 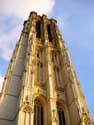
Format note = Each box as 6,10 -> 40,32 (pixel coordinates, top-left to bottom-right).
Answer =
0,0 -> 94,118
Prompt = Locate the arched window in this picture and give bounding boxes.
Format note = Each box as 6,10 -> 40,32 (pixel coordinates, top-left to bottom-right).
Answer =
57,105 -> 65,125
34,99 -> 43,125
36,21 -> 41,38
47,24 -> 52,42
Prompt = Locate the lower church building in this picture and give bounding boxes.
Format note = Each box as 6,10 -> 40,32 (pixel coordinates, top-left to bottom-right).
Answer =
0,11 -> 93,125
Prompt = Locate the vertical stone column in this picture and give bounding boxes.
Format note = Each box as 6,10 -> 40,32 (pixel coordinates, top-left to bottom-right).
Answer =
27,12 -> 37,125
47,50 -> 58,125
42,15 -> 47,88
42,17 -> 58,125
17,13 -> 38,125
29,13 -> 37,125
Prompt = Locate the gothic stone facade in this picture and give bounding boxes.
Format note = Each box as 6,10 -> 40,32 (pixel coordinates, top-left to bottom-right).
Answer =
0,12 -> 91,125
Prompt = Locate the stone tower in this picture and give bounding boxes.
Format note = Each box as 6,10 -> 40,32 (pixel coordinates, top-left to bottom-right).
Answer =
0,12 -> 91,125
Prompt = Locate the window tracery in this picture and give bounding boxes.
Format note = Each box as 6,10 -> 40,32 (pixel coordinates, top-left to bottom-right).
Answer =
57,105 -> 65,125
34,100 -> 43,125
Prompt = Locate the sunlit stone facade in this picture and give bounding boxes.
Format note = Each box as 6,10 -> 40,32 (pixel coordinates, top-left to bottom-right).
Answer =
0,12 -> 92,125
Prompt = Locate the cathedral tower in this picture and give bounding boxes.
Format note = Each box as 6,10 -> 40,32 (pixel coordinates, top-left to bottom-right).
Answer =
0,12 -> 91,125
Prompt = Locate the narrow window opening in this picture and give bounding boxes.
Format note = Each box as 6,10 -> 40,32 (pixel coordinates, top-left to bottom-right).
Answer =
57,106 -> 65,125
52,57 -> 54,62
41,106 -> 43,125
47,24 -> 52,42
62,110 -> 65,124
40,63 -> 43,68
59,110 -> 62,125
34,100 -> 44,125
37,53 -> 39,58
36,21 -> 41,38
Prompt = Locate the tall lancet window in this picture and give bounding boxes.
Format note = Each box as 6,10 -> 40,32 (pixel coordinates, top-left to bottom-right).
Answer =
36,21 -> 41,38
53,24 -> 59,47
55,54 -> 63,88
47,24 -> 52,42
57,105 -> 65,125
36,50 -> 43,83
34,100 -> 43,125
52,53 -> 63,88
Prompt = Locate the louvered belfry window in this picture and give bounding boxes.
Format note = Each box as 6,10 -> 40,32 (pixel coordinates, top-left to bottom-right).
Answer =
57,105 -> 65,125
34,100 -> 43,125
47,24 -> 52,42
36,21 -> 41,38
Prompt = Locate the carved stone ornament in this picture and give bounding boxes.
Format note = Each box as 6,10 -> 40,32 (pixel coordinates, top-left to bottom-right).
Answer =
34,41 -> 43,50
48,47 -> 57,53
22,95 -> 32,113
52,109 -> 58,123
23,21 -> 30,34
81,111 -> 91,125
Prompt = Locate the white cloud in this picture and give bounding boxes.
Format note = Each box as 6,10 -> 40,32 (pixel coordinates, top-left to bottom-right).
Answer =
0,0 -> 55,61
0,0 -> 55,18
0,22 -> 22,61
0,75 -> 4,92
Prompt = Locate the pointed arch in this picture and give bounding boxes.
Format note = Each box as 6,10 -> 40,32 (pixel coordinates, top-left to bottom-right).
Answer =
56,101 -> 66,125
33,95 -> 47,125
34,99 -> 43,125
56,99 -> 70,125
